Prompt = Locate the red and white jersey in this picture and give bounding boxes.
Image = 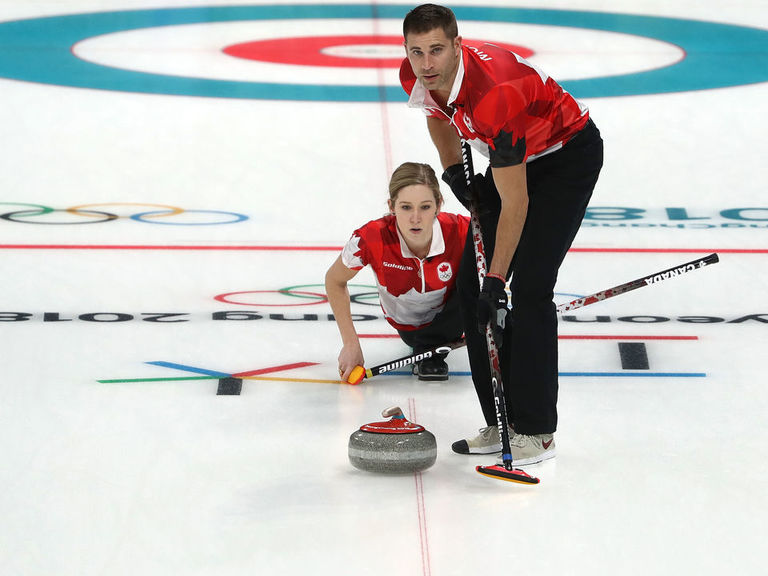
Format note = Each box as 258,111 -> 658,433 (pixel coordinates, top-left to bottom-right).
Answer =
400,43 -> 589,166
341,212 -> 469,331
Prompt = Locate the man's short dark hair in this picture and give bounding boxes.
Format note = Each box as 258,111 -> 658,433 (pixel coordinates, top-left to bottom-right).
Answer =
403,4 -> 458,40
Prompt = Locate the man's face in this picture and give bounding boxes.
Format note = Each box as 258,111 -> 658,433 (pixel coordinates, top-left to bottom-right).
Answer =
404,28 -> 461,93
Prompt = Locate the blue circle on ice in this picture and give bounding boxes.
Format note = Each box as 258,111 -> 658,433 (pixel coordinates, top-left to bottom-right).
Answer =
0,5 -> 767,100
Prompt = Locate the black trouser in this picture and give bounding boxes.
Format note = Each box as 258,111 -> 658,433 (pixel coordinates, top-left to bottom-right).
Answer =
459,118 -> 603,434
397,288 -> 463,354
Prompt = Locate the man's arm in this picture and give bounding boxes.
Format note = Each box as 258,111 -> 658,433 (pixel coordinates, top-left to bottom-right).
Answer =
488,163 -> 528,278
428,116 -> 477,210
426,112 -> 528,275
427,116 -> 462,169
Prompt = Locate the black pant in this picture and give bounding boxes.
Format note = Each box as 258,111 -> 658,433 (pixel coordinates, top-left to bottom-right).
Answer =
459,118 -> 603,434
397,288 -> 463,354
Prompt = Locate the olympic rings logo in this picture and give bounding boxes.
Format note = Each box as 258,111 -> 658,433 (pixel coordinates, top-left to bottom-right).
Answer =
215,284 -> 380,307
0,202 -> 248,225
213,285 -> 591,308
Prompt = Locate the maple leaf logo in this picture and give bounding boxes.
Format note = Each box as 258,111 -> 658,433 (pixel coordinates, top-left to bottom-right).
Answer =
437,262 -> 452,282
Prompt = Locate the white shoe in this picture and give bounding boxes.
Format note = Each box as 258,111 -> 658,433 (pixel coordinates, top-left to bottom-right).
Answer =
496,433 -> 556,466
451,424 -> 513,455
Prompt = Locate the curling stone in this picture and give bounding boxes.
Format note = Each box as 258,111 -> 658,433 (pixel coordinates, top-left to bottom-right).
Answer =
348,406 -> 437,473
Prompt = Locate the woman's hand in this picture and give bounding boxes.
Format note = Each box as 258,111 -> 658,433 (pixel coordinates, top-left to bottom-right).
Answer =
338,342 -> 365,382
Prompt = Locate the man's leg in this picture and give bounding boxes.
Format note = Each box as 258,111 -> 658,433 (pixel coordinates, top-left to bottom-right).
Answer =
508,119 -> 604,434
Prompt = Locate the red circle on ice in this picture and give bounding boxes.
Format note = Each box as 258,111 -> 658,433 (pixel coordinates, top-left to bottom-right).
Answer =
223,35 -> 534,68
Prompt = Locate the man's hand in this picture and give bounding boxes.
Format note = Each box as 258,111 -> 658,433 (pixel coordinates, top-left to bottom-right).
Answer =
441,164 -> 490,211
478,274 -> 508,346
441,164 -> 472,210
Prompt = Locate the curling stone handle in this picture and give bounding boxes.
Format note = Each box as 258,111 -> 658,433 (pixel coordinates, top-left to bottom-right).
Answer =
381,406 -> 404,419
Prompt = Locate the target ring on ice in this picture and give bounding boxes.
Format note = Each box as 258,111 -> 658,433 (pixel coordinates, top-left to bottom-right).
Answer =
0,5 -> 765,100
223,35 -> 533,68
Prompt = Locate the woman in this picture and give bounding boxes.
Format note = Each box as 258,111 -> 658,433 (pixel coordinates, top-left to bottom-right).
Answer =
326,162 -> 469,382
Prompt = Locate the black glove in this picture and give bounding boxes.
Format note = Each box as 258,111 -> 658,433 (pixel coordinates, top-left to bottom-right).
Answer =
441,164 -> 472,210
478,275 -> 508,346
442,164 -> 493,213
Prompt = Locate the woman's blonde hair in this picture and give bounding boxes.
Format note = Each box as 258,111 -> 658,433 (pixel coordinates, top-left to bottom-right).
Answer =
388,162 -> 443,208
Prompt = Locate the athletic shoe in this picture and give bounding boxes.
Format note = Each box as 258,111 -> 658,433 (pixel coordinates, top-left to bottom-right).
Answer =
451,424 -> 514,455
412,356 -> 449,381
496,433 -> 556,466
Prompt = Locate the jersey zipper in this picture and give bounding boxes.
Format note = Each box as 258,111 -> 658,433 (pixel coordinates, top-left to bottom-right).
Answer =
417,258 -> 426,293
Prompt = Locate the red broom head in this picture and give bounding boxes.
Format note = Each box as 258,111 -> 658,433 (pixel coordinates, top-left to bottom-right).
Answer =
476,465 -> 540,484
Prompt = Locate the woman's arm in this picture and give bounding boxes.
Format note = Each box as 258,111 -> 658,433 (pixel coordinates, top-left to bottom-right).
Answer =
325,255 -> 364,381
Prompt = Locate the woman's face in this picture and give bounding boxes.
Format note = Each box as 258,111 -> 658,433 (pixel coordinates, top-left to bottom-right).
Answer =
390,183 -> 439,252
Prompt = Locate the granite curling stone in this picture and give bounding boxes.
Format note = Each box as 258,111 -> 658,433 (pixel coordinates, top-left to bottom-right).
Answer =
348,406 -> 437,473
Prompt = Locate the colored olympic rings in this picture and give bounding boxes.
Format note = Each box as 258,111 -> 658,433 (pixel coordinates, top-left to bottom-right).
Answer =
213,285 -> 581,308
282,284 -> 379,306
0,202 -> 248,225
214,284 -> 380,307
1,206 -> 118,225
130,210 -> 248,225
69,203 -> 184,218
216,290 -> 329,307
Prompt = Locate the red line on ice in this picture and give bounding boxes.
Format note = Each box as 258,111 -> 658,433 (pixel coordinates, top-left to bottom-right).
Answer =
233,362 -> 318,377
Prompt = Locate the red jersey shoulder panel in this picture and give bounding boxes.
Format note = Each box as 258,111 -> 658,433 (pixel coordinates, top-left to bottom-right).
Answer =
401,44 -> 589,165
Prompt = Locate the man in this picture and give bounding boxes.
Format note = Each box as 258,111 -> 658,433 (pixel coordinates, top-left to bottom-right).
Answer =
400,4 -> 604,465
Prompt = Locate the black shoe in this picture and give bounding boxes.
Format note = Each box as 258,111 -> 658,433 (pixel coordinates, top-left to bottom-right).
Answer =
413,356 -> 449,381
